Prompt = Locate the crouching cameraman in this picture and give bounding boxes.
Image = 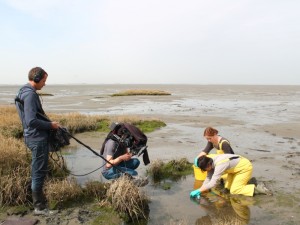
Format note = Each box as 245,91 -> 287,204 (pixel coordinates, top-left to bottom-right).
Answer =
101,126 -> 140,180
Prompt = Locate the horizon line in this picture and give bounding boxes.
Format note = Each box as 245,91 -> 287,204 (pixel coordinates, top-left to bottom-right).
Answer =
0,83 -> 300,86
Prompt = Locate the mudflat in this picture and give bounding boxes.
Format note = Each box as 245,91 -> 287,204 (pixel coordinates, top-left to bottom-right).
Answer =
1,84 -> 299,224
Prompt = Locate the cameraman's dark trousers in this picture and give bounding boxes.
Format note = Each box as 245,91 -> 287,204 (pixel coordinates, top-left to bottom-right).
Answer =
102,158 -> 140,180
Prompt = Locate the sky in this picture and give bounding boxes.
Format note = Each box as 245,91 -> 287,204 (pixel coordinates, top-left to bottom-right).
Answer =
0,0 -> 299,85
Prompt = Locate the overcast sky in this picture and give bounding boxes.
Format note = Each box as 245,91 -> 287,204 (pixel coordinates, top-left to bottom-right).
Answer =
0,0 -> 299,85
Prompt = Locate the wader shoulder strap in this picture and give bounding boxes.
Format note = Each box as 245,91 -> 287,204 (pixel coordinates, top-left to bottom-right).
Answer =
218,139 -> 230,150
216,156 -> 240,166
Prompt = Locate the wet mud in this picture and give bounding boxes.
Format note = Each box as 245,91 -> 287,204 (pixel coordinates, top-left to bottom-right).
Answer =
1,84 -> 299,224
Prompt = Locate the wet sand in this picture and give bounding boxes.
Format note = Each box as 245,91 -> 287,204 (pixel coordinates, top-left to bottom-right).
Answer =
1,84 -> 300,224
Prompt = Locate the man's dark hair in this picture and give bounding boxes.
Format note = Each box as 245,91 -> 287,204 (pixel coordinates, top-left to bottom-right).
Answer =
28,67 -> 47,81
197,155 -> 213,172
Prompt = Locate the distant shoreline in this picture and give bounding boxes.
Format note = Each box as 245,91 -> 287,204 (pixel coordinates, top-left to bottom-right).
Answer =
1,84 -> 300,87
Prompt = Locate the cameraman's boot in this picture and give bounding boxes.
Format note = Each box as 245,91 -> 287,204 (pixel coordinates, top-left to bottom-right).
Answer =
32,191 -> 58,216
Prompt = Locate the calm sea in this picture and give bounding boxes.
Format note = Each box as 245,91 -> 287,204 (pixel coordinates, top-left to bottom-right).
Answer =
1,84 -> 299,125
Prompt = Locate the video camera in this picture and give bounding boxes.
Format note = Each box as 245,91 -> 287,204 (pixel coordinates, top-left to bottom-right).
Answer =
110,122 -> 147,156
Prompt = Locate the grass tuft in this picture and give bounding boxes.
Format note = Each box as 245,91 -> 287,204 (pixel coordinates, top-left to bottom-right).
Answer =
0,106 -> 165,138
105,175 -> 149,221
147,158 -> 193,183
45,177 -> 84,209
111,89 -> 171,96
0,106 -> 23,138
84,181 -> 110,201
0,134 -> 31,206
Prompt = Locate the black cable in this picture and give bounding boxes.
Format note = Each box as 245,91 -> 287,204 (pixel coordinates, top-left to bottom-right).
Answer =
49,148 -> 106,177
63,130 -> 127,174
69,165 -> 104,177
36,112 -> 129,176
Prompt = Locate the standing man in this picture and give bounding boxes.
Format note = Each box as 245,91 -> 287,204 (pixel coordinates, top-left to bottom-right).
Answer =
15,67 -> 60,215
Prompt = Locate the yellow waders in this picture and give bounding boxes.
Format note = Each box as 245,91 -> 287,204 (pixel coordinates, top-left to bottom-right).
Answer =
193,140 -> 229,181
216,139 -> 229,154
194,140 -> 230,181
230,196 -> 255,224
217,140 -> 229,180
222,157 -> 255,196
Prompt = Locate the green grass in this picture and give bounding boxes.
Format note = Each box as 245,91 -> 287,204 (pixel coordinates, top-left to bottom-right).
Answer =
91,206 -> 123,225
95,119 -> 166,133
147,158 -> 194,186
133,120 -> 166,133
96,119 -> 111,132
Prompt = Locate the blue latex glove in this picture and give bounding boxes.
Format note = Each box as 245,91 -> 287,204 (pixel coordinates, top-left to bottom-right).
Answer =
190,189 -> 201,198
194,157 -> 199,167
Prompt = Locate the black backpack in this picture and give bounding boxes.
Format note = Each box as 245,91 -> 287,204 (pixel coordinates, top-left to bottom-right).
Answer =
48,127 -> 71,152
100,122 -> 150,165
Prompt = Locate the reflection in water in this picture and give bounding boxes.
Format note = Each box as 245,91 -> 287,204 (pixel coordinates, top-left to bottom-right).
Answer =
193,180 -> 254,225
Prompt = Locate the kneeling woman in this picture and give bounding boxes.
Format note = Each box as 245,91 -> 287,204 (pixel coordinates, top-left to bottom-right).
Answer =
191,154 -> 255,197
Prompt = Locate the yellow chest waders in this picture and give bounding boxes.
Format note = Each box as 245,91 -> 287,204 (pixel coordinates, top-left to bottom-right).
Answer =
193,140 -> 229,180
215,156 -> 240,172
215,139 -> 230,181
216,156 -> 255,196
216,139 -> 230,154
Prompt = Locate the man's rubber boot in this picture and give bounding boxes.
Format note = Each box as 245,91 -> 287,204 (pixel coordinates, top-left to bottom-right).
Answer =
32,191 -> 46,210
32,191 -> 58,216
34,208 -> 58,216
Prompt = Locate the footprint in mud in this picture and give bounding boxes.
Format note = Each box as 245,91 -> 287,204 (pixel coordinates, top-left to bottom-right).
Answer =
292,169 -> 300,176
260,157 -> 274,160
285,152 -> 300,158
282,164 -> 300,176
283,137 -> 295,141
283,137 -> 296,144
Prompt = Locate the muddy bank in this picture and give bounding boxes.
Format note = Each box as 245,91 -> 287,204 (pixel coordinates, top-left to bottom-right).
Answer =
1,84 -> 299,224
16,116 -> 298,225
